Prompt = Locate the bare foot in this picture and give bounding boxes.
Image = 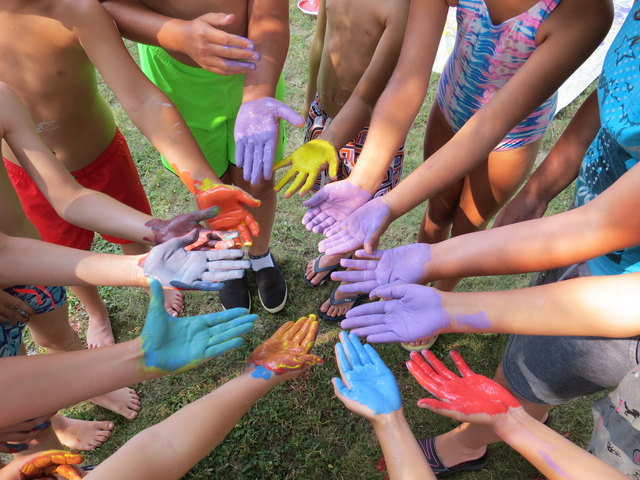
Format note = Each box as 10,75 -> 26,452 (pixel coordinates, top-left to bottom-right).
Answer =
86,314 -> 115,349
50,414 -> 113,451
319,286 -> 360,320
434,431 -> 487,468
305,253 -> 345,286
90,387 -> 141,420
163,288 -> 184,317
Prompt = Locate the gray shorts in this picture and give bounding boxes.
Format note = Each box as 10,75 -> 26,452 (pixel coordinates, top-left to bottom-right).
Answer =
501,263 -> 640,405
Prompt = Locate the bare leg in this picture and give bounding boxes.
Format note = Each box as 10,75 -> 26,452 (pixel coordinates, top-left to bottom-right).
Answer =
69,285 -> 113,349
121,242 -> 184,317
433,140 -> 540,291
433,362 -> 550,467
27,305 -> 141,421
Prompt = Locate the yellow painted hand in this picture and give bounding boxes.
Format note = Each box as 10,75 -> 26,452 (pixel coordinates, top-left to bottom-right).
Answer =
248,314 -> 323,375
20,450 -> 84,480
274,139 -> 338,198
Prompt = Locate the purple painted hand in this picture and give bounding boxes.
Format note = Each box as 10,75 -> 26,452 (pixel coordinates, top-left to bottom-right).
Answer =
341,284 -> 451,343
317,197 -> 391,255
145,207 -> 220,245
333,244 -> 432,295
234,97 -> 305,185
301,180 -> 371,234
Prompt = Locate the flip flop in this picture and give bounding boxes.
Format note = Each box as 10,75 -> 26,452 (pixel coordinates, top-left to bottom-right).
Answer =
303,254 -> 341,288
417,436 -> 489,477
318,288 -> 366,322
401,335 -> 439,352
297,0 -> 319,16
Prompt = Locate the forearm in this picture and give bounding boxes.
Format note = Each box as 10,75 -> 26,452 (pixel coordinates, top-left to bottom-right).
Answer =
0,234 -> 147,287
440,272 -> 640,338
0,340 -> 152,427
494,409 -> 625,480
519,89 -> 600,203
371,411 -> 436,480
319,94 -> 374,151
89,369 -> 282,480
304,9 -> 324,114
242,2 -> 289,101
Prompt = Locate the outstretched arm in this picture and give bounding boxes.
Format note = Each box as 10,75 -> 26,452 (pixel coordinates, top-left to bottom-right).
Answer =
333,332 -> 435,480
86,315 -> 322,480
0,282 -> 256,427
408,350 -> 625,480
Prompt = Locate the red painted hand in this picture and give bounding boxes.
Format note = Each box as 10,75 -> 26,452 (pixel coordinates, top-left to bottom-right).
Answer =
406,350 -> 520,424
194,183 -> 261,246
20,449 -> 84,480
248,314 -> 323,375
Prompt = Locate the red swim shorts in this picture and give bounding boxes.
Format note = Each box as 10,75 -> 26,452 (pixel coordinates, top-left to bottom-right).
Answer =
4,128 -> 152,250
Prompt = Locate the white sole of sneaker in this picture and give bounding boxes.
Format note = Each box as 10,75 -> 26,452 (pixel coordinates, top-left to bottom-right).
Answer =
259,285 -> 287,314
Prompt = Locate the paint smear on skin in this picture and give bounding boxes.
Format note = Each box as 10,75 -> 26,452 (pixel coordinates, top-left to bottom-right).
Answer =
35,121 -> 60,133
538,450 -> 570,479
154,102 -> 174,108
456,311 -> 491,330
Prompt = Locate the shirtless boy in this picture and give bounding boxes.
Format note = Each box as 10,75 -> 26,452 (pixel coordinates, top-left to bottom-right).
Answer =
0,0 -> 257,448
101,0 -> 302,313
273,0 -> 409,322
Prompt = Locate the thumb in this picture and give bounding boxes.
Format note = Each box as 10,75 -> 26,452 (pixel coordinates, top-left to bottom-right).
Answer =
174,229 -> 200,248
190,206 -> 220,223
147,278 -> 166,315
302,187 -> 326,207
273,152 -> 293,170
295,353 -> 324,368
328,153 -> 338,180
274,101 -> 305,127
203,12 -> 236,27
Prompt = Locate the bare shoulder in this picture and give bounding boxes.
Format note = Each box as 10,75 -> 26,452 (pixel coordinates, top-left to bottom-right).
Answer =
46,0 -> 107,26
540,0 -> 613,41
376,0 -> 410,25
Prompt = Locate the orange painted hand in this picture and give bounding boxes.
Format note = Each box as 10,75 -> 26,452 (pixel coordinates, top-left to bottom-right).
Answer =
194,181 -> 261,246
248,314 -> 323,375
274,139 -> 338,198
20,450 -> 84,480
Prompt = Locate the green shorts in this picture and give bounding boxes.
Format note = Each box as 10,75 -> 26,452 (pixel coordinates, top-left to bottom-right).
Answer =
138,43 -> 287,177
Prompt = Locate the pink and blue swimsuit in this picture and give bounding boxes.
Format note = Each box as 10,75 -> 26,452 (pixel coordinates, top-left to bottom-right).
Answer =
437,0 -> 562,151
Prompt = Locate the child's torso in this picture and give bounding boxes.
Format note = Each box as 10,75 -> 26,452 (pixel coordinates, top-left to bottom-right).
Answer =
317,0 -> 406,118
0,5 -> 116,171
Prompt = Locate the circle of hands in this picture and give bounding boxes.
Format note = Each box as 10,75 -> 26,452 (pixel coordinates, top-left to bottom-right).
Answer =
247,315 -> 324,375
407,349 -> 521,424
19,449 -> 84,480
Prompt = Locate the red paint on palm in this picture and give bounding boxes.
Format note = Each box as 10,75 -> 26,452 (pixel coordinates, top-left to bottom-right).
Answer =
20,450 -> 84,480
406,350 -> 520,416
248,315 -> 323,374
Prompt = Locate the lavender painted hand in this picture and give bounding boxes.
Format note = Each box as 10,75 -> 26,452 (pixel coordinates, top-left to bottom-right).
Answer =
342,284 -> 451,343
318,197 -> 391,255
141,230 -> 250,291
332,331 -> 402,418
333,244 -> 432,295
301,180 -> 371,234
234,97 -> 305,185
144,207 -> 220,245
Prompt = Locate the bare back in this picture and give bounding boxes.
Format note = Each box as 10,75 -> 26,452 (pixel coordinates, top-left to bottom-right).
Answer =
317,0 -> 407,117
0,2 -> 115,171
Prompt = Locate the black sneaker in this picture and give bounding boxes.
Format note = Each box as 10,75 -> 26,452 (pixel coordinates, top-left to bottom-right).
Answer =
253,254 -> 287,313
219,273 -> 251,311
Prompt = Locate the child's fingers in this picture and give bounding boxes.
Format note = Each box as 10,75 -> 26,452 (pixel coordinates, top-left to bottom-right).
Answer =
274,166 -> 297,192
301,314 -> 319,347
422,350 -> 459,381
291,316 -> 312,345
449,350 -> 475,377
284,171 -> 308,198
273,154 -> 293,171
271,321 -> 295,340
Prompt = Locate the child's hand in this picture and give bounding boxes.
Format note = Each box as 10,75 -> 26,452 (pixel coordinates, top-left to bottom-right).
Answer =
19,449 -> 84,480
406,350 -> 521,425
273,139 -> 338,198
194,183 -> 261,246
144,206 -> 220,245
234,98 -> 305,185
247,314 -> 323,378
492,188 -> 550,229
332,331 -> 402,419
302,180 -> 372,234
178,13 -> 260,75
184,229 -> 243,251
141,230 -> 250,291
318,197 -> 391,255
1,415 -> 53,454
333,244 -> 433,295
0,290 -> 33,326
342,284 -> 451,343
140,279 -> 257,374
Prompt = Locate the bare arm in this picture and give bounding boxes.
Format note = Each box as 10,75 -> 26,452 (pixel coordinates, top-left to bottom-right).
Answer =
316,2 -> 409,151
100,0 -> 258,74
493,88 -> 601,227
348,0 -> 449,193
383,0 -> 611,218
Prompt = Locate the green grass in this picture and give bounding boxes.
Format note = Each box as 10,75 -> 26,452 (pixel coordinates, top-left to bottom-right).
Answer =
60,5 -> 606,479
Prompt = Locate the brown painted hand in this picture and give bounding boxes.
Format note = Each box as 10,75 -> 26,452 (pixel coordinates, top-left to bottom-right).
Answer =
20,449 -> 84,480
248,314 -> 323,375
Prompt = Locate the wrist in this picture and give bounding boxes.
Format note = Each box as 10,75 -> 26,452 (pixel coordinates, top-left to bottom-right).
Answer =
348,169 -> 383,195
160,18 -> 190,53
492,407 -> 532,441
369,408 -> 405,429
133,255 -> 151,288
